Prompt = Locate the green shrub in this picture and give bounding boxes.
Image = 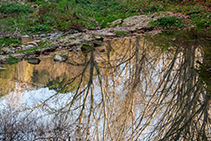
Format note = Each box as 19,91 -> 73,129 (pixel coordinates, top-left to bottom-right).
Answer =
190,13 -> 211,28
26,24 -> 52,32
0,38 -> 21,46
150,16 -> 183,28
0,3 -> 34,14
196,19 -> 211,28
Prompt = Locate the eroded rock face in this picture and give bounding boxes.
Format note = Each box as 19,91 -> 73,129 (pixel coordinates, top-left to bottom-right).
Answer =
53,52 -> 68,62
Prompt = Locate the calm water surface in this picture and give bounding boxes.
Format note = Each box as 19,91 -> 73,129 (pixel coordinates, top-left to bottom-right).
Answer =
0,28 -> 210,141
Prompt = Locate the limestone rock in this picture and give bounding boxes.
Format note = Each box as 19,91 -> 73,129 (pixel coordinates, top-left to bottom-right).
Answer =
21,45 -> 26,48
98,32 -> 116,36
28,42 -> 38,47
53,52 -> 68,62
0,47 -> 13,54
0,55 -> 9,61
68,33 -> 82,39
25,45 -> 35,49
40,34 -> 46,37
22,35 -> 30,38
67,39 -> 81,46
95,36 -> 104,41
16,46 -> 22,51
11,53 -> 25,60
122,15 -> 147,26
83,34 -> 94,42
110,19 -> 123,27
34,40 -> 41,43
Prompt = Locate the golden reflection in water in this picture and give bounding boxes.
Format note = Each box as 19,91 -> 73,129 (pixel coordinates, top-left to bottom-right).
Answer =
0,29 -> 210,141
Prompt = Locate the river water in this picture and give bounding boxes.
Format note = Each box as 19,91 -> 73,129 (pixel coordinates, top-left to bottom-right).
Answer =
0,28 -> 210,141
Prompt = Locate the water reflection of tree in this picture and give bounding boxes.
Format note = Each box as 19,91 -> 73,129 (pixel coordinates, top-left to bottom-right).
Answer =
5,29 -> 210,140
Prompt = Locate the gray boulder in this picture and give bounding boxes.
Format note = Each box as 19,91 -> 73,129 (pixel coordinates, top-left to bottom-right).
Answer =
110,19 -> 123,27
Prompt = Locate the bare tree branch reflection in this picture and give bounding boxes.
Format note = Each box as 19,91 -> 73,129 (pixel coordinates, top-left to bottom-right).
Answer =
0,29 -> 210,140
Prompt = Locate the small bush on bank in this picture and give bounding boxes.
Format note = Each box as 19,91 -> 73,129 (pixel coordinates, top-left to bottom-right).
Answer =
0,3 -> 34,14
26,24 -> 53,32
150,16 -> 183,28
0,38 -> 21,47
196,19 -> 211,28
190,13 -> 211,28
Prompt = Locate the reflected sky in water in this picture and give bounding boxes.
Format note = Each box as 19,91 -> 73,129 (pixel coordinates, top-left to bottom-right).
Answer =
0,28 -> 210,141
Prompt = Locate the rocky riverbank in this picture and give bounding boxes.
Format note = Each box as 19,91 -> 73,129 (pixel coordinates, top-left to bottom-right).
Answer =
0,12 -> 189,64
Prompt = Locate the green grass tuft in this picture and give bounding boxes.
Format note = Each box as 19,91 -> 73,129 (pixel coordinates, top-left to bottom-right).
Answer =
150,16 -> 183,28
115,30 -> 129,36
0,3 -> 34,14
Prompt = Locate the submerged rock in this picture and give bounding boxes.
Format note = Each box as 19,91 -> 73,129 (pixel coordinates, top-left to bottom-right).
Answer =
53,52 -> 68,62
27,58 -> 41,65
98,49 -> 105,52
